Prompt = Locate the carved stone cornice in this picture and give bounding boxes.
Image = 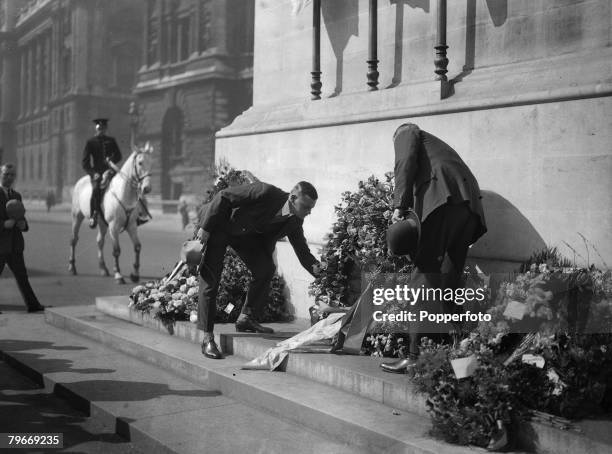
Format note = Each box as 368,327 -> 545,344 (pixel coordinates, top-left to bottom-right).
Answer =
15,0 -> 53,27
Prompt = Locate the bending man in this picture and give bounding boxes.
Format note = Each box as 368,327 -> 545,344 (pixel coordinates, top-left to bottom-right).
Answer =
381,123 -> 487,373
196,181 -> 321,359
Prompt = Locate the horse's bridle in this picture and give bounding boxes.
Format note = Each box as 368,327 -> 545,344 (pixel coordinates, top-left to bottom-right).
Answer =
108,151 -> 151,194
106,151 -> 152,229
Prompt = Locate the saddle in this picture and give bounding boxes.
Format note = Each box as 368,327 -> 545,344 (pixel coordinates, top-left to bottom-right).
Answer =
100,169 -> 115,191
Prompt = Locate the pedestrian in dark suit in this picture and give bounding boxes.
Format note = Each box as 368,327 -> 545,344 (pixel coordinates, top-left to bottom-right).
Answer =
0,163 -> 44,313
82,118 -> 122,228
196,181 -> 321,359
381,123 -> 487,373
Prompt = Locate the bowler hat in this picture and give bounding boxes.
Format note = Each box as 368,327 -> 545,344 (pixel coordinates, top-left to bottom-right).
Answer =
180,240 -> 203,267
92,118 -> 109,125
6,199 -> 25,220
386,210 -> 421,258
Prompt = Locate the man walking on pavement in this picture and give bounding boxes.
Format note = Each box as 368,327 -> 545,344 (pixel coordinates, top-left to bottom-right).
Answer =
196,181 -> 321,359
0,163 -> 45,313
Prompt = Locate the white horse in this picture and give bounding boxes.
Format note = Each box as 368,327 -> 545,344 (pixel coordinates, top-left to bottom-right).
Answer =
69,144 -> 153,284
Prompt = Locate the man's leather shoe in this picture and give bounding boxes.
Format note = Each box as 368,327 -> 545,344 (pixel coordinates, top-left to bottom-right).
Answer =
201,340 -> 223,359
380,358 -> 417,374
89,217 -> 97,229
235,317 -> 274,334
27,304 -> 45,313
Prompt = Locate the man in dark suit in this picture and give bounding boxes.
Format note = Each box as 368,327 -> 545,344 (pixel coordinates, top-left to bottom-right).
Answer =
196,181 -> 321,359
0,163 -> 44,313
82,118 -> 122,228
381,123 -> 487,373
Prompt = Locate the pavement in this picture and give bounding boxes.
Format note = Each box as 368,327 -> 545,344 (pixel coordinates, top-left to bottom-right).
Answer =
0,358 -> 143,454
24,199 -> 196,234
0,312 -> 361,454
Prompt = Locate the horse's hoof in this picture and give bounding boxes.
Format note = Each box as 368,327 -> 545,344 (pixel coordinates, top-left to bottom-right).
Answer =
68,266 -> 77,275
130,273 -> 139,283
116,277 -> 126,285
101,269 -> 110,277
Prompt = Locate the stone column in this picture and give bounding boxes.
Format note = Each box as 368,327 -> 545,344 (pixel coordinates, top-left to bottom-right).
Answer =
434,0 -> 448,81
367,0 -> 379,91
28,45 -> 34,114
158,0 -> 164,64
311,0 -> 321,100
20,50 -> 26,116
142,0 -> 150,68
35,39 -> 41,111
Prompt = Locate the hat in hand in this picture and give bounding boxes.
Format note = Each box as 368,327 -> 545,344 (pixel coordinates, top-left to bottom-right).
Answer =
386,210 -> 421,258
6,199 -> 25,220
180,240 -> 203,267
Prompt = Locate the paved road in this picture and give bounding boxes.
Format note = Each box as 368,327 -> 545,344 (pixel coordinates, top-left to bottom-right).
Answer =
0,207 -> 194,453
1,205 -> 194,311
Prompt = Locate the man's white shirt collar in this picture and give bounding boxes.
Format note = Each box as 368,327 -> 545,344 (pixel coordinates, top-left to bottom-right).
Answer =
278,199 -> 292,217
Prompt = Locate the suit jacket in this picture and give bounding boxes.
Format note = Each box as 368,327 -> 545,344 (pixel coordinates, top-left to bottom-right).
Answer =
82,134 -> 122,176
199,182 -> 319,275
393,123 -> 486,243
0,187 -> 28,255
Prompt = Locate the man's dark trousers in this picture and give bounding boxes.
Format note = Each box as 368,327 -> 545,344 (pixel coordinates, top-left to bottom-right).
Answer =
197,230 -> 275,332
407,202 -> 480,358
0,252 -> 41,310
90,176 -> 102,216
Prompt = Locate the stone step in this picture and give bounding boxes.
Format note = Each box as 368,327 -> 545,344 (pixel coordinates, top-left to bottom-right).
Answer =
0,312 -> 355,454
95,296 -> 612,454
44,304 -> 486,454
97,296 -> 428,415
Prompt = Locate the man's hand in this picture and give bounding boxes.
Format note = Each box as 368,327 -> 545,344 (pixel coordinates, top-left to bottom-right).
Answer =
391,208 -> 406,224
16,220 -> 26,231
93,172 -> 101,181
3,219 -> 16,229
196,228 -> 210,244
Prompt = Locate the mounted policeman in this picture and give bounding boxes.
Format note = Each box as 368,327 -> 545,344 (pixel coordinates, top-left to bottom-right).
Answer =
82,118 -> 150,229
82,118 -> 122,228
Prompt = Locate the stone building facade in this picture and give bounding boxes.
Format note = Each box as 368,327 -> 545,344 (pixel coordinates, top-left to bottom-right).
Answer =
0,0 -> 144,202
134,0 -> 254,204
217,0 -> 612,318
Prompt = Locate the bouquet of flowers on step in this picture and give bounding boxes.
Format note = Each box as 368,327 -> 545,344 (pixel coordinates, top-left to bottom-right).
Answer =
477,263 -> 601,340
129,263 -> 199,323
411,334 -> 519,450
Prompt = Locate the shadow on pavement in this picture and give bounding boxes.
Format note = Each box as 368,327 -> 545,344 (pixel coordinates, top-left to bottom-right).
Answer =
0,361 -> 142,453
61,379 -> 222,402
0,340 -> 88,352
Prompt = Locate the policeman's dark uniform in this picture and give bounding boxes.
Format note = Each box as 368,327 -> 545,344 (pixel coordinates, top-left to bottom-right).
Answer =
82,118 -> 122,227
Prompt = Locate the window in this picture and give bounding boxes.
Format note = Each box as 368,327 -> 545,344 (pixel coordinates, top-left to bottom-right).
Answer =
112,49 -> 135,88
62,49 -> 71,92
147,0 -> 159,65
178,15 -> 190,61
28,152 -> 33,181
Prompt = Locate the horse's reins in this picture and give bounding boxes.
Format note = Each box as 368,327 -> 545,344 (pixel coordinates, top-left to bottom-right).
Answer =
105,153 -> 151,230
107,153 -> 150,194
